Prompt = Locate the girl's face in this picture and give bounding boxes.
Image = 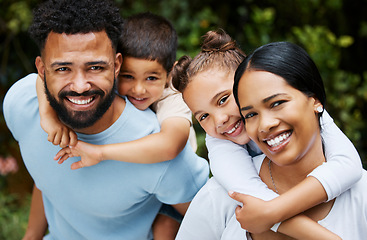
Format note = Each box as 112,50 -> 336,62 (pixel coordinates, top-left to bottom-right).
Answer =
237,70 -> 323,166
183,68 -> 250,145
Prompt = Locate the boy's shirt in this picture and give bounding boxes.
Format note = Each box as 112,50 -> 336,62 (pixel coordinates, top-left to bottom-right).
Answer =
151,84 -> 197,151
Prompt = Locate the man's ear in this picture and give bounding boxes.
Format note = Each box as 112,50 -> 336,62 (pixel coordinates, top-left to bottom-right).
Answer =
35,56 -> 45,80
114,53 -> 122,79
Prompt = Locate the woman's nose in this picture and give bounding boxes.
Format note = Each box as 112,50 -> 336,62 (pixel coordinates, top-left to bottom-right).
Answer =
258,112 -> 279,133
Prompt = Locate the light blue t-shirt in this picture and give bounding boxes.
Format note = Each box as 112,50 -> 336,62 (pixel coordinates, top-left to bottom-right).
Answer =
3,73 -> 209,240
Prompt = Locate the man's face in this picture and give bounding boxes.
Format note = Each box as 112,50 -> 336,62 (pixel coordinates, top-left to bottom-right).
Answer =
36,31 -> 122,130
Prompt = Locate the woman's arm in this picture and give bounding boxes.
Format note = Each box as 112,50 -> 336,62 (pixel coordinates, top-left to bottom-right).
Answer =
36,75 -> 77,148
55,117 -> 191,169
22,185 -> 48,240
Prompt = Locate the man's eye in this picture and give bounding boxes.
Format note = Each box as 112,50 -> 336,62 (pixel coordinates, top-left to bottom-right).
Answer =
56,67 -> 68,72
199,113 -> 208,121
90,66 -> 103,71
218,95 -> 229,106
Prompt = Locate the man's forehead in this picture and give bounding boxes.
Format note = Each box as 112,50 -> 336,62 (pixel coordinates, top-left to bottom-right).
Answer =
42,31 -> 114,61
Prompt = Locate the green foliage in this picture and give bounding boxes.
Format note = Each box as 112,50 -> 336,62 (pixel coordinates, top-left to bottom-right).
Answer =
0,191 -> 30,240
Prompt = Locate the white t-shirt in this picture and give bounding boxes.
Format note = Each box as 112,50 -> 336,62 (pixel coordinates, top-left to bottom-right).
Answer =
177,154 -> 367,239
151,85 -> 197,151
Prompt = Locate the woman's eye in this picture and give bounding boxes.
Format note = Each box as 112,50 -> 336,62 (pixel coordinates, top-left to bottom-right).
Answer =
218,95 -> 229,106
271,100 -> 286,108
199,113 -> 208,122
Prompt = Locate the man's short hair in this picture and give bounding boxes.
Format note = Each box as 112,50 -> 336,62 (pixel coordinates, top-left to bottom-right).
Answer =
29,0 -> 123,52
119,12 -> 177,73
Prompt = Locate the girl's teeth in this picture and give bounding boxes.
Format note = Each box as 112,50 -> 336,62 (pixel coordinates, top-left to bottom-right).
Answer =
227,121 -> 240,134
266,132 -> 291,147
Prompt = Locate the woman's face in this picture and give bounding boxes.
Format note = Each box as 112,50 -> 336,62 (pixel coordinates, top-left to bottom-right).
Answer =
183,68 -> 250,145
237,70 -> 322,166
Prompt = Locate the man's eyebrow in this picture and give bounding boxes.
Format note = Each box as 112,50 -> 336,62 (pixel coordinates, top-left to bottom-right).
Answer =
50,62 -> 72,68
86,61 -> 109,66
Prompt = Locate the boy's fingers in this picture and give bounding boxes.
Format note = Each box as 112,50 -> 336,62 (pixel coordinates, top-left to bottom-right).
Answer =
69,131 -> 78,147
71,161 -> 83,170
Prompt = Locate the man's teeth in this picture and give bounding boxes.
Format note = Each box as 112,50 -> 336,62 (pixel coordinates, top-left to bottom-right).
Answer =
227,121 -> 240,134
266,132 -> 291,147
69,97 -> 93,105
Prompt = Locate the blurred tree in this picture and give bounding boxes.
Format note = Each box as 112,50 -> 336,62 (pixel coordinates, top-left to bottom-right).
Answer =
0,0 -> 366,199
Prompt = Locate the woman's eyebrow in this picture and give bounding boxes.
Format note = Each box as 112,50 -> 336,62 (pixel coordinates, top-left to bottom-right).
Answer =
240,93 -> 287,111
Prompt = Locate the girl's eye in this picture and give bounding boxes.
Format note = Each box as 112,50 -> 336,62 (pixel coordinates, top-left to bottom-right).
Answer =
147,76 -> 158,81
244,112 -> 257,119
218,95 -> 229,106
199,113 -> 209,122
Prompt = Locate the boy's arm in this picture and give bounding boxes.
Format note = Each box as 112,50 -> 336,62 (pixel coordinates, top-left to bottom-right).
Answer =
102,116 -> 190,162
22,185 -> 48,240
36,75 -> 77,148
55,117 -> 191,169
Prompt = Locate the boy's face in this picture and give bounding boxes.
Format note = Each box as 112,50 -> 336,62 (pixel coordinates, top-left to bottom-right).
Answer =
183,68 -> 250,145
118,57 -> 168,110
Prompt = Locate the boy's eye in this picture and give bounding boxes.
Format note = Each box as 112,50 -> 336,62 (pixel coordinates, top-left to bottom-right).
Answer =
120,74 -> 134,79
218,95 -> 229,106
198,113 -> 209,122
147,76 -> 158,81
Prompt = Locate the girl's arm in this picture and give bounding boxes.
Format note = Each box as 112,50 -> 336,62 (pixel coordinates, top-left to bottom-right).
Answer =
208,135 -> 341,239
55,117 -> 191,169
22,185 -> 48,240
36,75 -> 77,148
310,110 -> 362,200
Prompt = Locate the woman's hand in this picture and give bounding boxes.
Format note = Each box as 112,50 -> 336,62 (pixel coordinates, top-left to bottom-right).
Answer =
54,141 -> 104,170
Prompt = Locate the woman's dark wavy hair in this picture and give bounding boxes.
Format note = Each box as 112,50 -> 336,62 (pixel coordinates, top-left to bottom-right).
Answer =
28,0 -> 123,52
233,41 -> 326,119
119,12 -> 177,74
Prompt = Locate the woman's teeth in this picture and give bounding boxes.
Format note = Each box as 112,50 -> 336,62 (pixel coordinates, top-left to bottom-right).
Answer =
227,121 -> 240,134
266,132 -> 291,147
68,97 -> 93,105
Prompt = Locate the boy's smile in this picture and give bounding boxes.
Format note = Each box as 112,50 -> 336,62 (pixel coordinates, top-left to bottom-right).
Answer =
118,57 -> 168,110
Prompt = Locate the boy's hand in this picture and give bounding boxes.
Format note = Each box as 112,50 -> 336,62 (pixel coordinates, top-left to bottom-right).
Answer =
54,141 -> 103,170
229,191 -> 277,233
41,114 -> 77,148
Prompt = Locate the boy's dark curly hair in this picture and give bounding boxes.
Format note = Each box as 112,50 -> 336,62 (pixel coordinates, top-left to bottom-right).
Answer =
28,0 -> 123,52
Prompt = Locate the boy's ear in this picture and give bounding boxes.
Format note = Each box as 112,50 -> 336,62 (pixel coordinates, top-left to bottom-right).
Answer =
114,53 -> 123,79
35,56 -> 45,80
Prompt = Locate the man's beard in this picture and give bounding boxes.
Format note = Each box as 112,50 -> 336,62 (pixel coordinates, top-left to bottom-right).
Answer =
43,74 -> 117,130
